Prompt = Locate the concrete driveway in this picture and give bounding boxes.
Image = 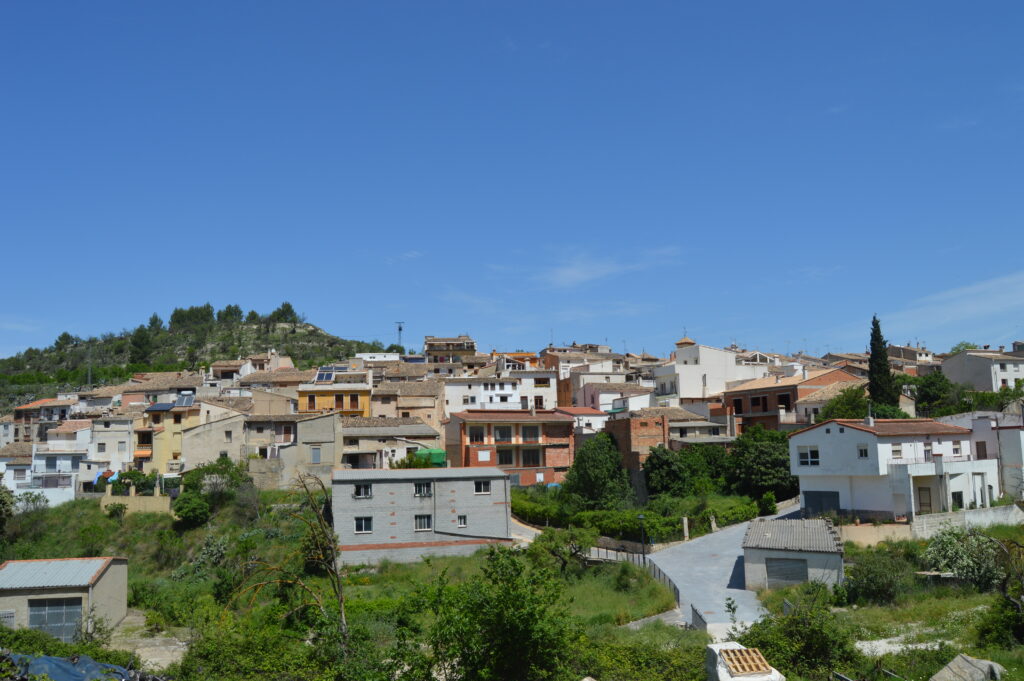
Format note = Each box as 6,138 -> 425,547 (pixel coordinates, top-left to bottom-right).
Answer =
648,508 -> 798,637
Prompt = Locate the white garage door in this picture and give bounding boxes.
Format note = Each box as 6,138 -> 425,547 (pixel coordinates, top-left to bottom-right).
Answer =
765,558 -> 808,589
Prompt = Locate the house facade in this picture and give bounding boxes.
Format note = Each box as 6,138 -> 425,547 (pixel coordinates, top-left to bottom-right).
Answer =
789,418 -> 1000,520
724,367 -> 862,431
339,417 -> 441,469
651,337 -> 772,405
296,368 -> 372,417
445,410 -> 575,485
942,350 -> 1024,391
331,467 -> 512,564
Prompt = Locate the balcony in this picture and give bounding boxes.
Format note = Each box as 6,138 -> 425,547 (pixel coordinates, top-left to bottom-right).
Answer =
891,453 -> 975,465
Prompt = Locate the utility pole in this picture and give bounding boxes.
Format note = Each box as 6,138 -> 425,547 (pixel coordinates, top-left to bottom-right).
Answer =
395,321 -> 404,351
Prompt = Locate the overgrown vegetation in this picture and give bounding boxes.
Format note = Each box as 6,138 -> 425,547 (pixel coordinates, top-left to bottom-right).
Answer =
0,302 -> 402,411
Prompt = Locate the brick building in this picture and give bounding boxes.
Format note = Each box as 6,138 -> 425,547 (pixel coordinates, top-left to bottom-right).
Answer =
445,410 -> 575,485
723,368 -> 861,431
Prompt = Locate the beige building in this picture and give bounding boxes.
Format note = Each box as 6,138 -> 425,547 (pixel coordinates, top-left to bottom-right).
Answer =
247,413 -> 341,489
370,381 -> 445,438
0,557 -> 128,642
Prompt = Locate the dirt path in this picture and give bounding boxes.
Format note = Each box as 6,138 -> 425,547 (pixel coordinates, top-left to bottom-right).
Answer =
110,609 -> 188,671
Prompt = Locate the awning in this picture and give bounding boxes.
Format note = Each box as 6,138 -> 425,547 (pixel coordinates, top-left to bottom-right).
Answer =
133,450 -> 152,459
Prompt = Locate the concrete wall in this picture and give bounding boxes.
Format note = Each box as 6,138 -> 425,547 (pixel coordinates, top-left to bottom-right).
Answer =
181,413 -> 246,471
0,558 -> 127,632
743,547 -> 844,591
0,586 -> 88,630
99,484 -> 173,515
333,471 -> 512,565
911,503 -> 1024,539
839,523 -> 913,546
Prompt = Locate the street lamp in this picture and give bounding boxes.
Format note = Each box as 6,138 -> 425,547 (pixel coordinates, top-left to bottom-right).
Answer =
637,513 -> 647,566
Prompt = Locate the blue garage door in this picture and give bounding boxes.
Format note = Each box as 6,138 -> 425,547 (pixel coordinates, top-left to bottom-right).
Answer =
28,598 -> 82,642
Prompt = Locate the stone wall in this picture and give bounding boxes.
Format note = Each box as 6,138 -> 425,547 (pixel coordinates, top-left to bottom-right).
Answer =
911,503 -> 1024,539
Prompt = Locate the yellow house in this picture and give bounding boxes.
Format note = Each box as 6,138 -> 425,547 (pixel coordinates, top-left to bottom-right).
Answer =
133,399 -> 202,474
297,367 -> 372,417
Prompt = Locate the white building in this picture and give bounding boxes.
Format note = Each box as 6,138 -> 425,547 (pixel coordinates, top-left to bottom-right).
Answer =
742,518 -> 844,590
790,417 -> 1000,520
942,350 -> 1024,391
651,337 -> 773,405
505,369 -> 557,410
443,377 -> 521,414
937,412 -> 1024,500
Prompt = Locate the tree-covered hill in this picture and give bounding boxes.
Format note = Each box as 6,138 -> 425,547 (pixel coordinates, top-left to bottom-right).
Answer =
0,302 -> 402,411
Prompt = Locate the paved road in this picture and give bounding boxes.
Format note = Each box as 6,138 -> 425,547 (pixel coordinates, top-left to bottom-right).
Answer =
648,507 -> 798,634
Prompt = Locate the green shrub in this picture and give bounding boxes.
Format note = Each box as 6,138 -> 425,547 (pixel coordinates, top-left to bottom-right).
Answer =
174,492 -> 211,528
846,550 -> 915,605
105,502 -> 127,523
757,491 -> 777,516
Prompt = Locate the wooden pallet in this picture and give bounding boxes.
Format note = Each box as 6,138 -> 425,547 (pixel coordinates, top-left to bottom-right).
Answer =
720,647 -> 772,676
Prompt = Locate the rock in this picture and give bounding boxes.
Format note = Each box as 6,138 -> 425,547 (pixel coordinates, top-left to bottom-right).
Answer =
929,653 -> 1006,681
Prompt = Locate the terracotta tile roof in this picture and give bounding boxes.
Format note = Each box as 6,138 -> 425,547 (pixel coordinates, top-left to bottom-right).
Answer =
791,418 -> 971,438
0,415 -> 12,423
592,382 -> 652,393
123,372 -> 204,392
14,398 -> 56,411
79,382 -> 136,399
239,369 -> 316,386
453,409 -> 574,423
724,369 -> 860,393
383,364 -> 429,378
372,380 -> 444,397
51,419 -> 92,434
42,398 -> 78,408
795,379 -> 868,405
630,407 -> 705,421
340,416 -> 429,428
200,396 -> 254,413
210,360 -> 245,369
245,413 -> 323,423
0,442 -> 32,464
555,407 -> 607,416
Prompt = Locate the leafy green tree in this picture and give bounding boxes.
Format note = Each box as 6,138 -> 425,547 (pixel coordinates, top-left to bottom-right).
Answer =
244,309 -> 262,323
418,547 -> 580,681
925,526 -> 1002,590
868,315 -> 900,407
910,371 -> 954,415
949,341 -> 979,354
147,313 -> 164,333
0,485 -> 14,540
53,331 -> 77,352
643,445 -> 715,498
128,325 -> 152,364
385,343 -> 406,354
819,385 -> 910,420
737,584 -> 861,678
268,301 -> 300,324
526,526 -> 598,575
562,433 -> 635,510
173,492 -> 211,527
217,304 -> 244,324
846,550 -> 915,605
726,425 -> 797,498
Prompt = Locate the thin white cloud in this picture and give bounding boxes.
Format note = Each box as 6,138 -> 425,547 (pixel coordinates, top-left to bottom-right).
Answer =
535,247 -> 680,288
885,270 -> 1024,345
0,321 -> 39,333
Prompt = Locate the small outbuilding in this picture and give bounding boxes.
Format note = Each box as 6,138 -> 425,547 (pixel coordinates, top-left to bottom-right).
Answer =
742,518 -> 843,591
0,557 -> 128,642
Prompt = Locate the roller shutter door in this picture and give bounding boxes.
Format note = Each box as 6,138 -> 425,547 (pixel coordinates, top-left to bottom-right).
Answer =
802,491 -> 840,516
28,597 -> 82,643
765,558 -> 808,589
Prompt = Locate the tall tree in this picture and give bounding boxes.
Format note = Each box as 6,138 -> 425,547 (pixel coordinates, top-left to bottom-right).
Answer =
562,433 -> 634,510
727,425 -> 797,498
128,325 -> 152,364
868,315 -> 900,407
147,313 -> 164,333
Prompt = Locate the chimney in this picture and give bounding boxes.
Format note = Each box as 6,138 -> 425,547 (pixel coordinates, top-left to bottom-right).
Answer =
864,415 -> 875,427
999,345 -> 1005,353
801,366 -> 808,380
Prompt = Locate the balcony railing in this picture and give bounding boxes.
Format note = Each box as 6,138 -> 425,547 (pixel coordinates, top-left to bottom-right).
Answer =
891,453 -> 975,465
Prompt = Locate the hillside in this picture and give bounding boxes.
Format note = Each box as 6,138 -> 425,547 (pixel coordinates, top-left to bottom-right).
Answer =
0,302 -> 400,411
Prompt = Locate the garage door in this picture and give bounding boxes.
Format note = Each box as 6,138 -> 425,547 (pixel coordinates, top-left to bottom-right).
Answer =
802,491 -> 840,516
765,558 -> 809,589
28,598 -> 82,643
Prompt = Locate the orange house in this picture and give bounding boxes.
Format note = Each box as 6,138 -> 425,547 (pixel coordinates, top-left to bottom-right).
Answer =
297,367 -> 372,417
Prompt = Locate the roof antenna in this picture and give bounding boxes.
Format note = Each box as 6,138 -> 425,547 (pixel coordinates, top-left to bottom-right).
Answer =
395,322 -> 404,351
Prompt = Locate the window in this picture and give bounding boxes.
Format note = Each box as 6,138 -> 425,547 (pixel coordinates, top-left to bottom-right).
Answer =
535,378 -> 550,387
522,449 -> 541,466
458,515 -> 467,528
224,430 -> 233,442
798,446 -> 819,466
892,443 -> 903,458
311,446 -> 321,464
1002,379 -> 1009,387
354,484 -> 372,499
469,426 -> 485,444
256,426 -> 264,433
401,411 -> 410,418
381,396 -> 392,404
924,443 -> 933,458
711,427 -> 721,436
1000,363 -> 1007,371
354,517 -> 373,534
118,441 -> 126,453
953,442 -> 962,455
173,413 -> 182,424
522,425 -> 540,442
307,395 -> 316,410
13,469 -> 25,481
152,414 -> 161,425
414,482 -> 432,497
474,480 -> 491,494
219,451 -> 228,458
498,449 -> 513,466
839,427 -> 845,433
495,426 -> 512,443
350,394 -> 359,409
414,515 -> 432,531
858,445 -> 868,459
97,443 -> 106,453
463,396 -> 471,405
825,428 -> 830,434
103,421 -> 110,428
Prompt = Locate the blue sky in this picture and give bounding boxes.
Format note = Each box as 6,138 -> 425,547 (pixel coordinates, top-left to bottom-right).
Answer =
2,2 -> 1023,359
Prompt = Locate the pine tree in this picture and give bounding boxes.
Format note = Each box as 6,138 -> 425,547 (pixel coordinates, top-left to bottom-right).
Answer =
868,315 -> 900,407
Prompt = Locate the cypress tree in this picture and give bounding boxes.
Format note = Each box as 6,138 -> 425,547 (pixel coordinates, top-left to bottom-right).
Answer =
868,315 -> 900,407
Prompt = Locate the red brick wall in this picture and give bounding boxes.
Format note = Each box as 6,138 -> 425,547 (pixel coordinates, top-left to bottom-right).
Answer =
604,416 -> 668,471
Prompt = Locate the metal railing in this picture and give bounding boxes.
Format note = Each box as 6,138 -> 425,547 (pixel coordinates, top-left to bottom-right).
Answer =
587,546 -> 681,606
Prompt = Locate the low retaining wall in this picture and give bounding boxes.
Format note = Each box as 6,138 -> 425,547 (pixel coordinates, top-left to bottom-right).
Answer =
911,504 -> 1024,539
839,524 -> 913,546
99,484 -> 176,516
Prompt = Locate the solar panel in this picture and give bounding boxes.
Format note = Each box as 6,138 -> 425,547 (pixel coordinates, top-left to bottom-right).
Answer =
315,371 -> 334,383
174,394 -> 195,407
